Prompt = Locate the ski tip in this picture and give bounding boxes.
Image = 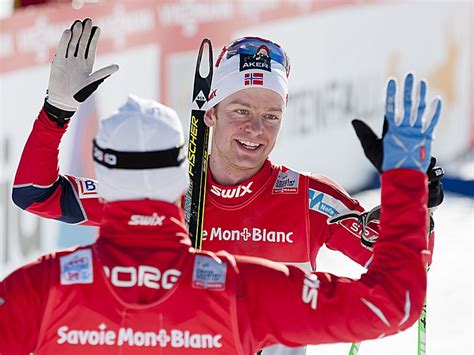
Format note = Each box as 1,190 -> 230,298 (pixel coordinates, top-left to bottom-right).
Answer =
196,38 -> 213,80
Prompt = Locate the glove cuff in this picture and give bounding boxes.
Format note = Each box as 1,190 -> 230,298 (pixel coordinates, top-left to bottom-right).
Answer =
43,99 -> 75,128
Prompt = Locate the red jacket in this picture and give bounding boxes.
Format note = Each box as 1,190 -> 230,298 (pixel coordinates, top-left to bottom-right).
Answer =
12,109 -> 381,271
1,169 -> 429,354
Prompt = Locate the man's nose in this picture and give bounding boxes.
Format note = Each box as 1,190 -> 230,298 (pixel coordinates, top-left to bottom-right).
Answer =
244,115 -> 263,135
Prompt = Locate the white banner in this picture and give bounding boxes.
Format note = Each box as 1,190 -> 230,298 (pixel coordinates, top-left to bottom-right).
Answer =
1,0 -> 472,277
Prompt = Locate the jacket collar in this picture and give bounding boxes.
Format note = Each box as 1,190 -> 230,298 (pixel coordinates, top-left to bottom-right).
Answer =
207,159 -> 274,206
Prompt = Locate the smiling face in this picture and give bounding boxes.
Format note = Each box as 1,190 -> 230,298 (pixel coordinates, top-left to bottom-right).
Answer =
204,87 -> 284,185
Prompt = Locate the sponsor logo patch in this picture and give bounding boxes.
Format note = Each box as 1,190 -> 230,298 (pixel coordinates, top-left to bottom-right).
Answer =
192,90 -> 207,110
308,189 -> 351,218
337,217 -> 379,248
56,324 -> 223,348
60,249 -> 93,285
103,265 -> 180,290
93,147 -> 117,166
273,170 -> 299,194
239,53 -> 271,72
192,255 -> 227,290
202,227 -> 294,244
77,178 -> 99,199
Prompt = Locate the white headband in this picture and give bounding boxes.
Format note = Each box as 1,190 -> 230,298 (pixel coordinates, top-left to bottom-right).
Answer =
206,54 -> 288,110
94,95 -> 189,203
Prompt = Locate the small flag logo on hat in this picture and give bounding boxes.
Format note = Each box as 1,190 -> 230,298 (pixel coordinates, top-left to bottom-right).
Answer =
244,72 -> 263,86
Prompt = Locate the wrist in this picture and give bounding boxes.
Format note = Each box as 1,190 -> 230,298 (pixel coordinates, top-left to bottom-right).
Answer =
43,99 -> 75,128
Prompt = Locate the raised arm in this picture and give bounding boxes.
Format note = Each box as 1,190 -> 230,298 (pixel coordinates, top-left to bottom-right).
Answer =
237,73 -> 441,351
12,19 -> 118,226
316,74 -> 444,268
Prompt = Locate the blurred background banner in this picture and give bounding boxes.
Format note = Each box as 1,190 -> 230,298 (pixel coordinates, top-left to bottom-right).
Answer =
0,0 -> 471,271
0,1 -> 472,353
1,0 -> 472,276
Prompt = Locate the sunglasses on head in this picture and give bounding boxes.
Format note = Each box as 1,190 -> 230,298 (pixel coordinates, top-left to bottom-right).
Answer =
216,36 -> 290,77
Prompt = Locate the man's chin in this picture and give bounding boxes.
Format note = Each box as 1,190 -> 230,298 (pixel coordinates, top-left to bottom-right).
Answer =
232,155 -> 266,171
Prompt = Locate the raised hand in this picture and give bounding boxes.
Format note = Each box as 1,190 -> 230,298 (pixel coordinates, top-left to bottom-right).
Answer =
352,74 -> 444,207
46,18 -> 119,125
381,73 -> 441,172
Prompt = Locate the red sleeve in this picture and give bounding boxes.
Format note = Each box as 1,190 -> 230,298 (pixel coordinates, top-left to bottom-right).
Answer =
307,175 -> 374,267
12,108 -> 103,226
236,169 -> 428,351
0,256 -> 52,354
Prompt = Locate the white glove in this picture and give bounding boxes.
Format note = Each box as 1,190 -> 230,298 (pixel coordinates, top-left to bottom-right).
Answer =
46,18 -> 119,112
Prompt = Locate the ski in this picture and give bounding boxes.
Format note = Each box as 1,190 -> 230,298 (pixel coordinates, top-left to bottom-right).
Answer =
184,38 -> 213,250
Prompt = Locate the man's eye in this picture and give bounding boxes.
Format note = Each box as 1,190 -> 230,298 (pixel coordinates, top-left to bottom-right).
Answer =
236,109 -> 248,115
266,114 -> 280,121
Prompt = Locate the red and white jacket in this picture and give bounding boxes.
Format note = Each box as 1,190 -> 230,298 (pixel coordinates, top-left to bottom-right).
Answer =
1,169 -> 429,354
12,109 -> 382,272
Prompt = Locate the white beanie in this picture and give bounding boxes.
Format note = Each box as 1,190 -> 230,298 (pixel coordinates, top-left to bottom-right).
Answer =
206,37 -> 289,110
93,94 -> 189,203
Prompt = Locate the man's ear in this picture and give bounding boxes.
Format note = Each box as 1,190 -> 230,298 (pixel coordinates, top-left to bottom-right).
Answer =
204,107 -> 216,128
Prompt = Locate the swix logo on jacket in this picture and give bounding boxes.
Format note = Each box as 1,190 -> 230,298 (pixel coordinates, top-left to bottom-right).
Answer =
56,324 -> 223,349
210,181 -> 253,199
128,213 -> 165,226
202,227 -> 294,244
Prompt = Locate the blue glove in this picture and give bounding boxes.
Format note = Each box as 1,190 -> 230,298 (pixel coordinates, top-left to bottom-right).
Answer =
382,73 -> 442,172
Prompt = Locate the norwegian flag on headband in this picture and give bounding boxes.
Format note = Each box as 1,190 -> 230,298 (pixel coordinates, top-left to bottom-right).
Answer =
244,72 -> 264,86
